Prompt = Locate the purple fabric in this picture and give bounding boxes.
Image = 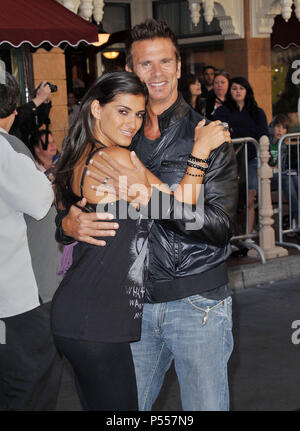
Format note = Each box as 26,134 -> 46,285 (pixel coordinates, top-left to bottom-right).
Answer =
57,242 -> 78,277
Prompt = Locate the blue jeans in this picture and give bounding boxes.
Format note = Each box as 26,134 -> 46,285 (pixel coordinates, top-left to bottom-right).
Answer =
130,294 -> 233,411
248,157 -> 258,190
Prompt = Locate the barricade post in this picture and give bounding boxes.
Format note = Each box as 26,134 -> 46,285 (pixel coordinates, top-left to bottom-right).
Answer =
258,135 -> 288,258
231,137 -> 266,263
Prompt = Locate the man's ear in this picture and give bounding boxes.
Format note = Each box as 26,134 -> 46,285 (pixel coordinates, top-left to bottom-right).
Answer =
91,99 -> 102,120
125,64 -> 132,73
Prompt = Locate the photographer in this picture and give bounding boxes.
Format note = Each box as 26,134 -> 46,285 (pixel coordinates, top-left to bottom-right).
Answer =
10,81 -> 54,151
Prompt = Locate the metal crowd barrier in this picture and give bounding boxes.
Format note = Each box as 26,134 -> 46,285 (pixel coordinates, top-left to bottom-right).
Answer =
230,137 -> 266,264
275,132 -> 300,251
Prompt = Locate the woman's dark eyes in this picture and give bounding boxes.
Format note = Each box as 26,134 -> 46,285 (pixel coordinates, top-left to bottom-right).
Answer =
118,110 -> 144,119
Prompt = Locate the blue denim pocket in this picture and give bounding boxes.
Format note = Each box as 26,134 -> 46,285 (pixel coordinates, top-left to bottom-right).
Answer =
185,295 -> 232,329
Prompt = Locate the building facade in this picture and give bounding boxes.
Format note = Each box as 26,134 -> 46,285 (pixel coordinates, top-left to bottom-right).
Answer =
3,0 -> 299,148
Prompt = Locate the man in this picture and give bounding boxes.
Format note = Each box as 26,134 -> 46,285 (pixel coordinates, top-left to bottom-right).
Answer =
57,19 -> 238,411
10,81 -> 52,151
0,73 -> 63,410
201,65 -> 216,100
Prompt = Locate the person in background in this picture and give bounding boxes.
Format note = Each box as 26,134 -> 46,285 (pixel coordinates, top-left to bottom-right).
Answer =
31,130 -> 59,173
269,114 -> 299,231
201,65 -> 216,101
180,73 -> 206,115
205,70 -> 230,120
10,81 -> 52,150
214,76 -> 269,236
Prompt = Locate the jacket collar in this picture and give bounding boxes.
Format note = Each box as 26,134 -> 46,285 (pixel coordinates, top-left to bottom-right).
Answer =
157,92 -> 190,134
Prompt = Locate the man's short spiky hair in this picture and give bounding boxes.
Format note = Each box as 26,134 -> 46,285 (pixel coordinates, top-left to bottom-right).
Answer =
126,19 -> 180,70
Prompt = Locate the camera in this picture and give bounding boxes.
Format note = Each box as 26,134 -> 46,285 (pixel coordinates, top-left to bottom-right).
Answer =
34,81 -> 58,96
46,82 -> 58,93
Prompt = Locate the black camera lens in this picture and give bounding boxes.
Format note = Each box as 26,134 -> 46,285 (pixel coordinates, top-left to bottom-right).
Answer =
47,82 -> 58,93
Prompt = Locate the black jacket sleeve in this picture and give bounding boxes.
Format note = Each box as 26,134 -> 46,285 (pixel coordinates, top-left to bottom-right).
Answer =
154,142 -> 238,247
55,209 -> 76,245
10,101 -> 51,147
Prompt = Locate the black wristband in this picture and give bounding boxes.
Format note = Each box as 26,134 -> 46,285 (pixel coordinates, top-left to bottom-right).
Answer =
55,209 -> 76,245
187,161 -> 208,172
189,154 -> 210,164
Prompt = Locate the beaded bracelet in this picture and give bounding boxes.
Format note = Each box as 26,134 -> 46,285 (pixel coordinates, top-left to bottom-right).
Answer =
186,171 -> 205,177
189,154 -> 210,164
187,161 -> 208,173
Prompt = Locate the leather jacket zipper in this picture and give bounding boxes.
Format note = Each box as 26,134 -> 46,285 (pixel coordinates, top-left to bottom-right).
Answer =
174,233 -> 181,270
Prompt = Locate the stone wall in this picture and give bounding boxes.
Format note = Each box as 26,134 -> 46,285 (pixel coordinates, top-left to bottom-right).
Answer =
32,47 -> 68,151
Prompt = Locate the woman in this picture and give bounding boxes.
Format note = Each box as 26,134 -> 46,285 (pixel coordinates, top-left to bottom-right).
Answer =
180,73 -> 205,115
51,71 -> 229,411
205,70 -> 230,120
214,76 -> 269,235
31,129 -> 59,181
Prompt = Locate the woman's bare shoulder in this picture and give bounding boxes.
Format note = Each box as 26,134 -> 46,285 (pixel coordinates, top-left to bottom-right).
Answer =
93,146 -> 134,169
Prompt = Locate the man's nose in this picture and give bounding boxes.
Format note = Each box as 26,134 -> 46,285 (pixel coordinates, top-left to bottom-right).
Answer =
151,63 -> 163,75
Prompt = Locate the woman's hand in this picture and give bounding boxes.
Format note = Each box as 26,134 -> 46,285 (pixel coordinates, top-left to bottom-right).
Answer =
88,151 -> 152,206
193,120 -> 231,159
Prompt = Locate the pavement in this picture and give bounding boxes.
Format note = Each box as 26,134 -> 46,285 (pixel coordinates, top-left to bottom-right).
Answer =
228,251 -> 300,291
227,236 -> 300,291
46,239 -> 300,411
56,275 -> 300,411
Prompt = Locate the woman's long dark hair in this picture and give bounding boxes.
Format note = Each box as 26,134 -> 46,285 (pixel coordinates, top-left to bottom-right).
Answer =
54,71 -> 148,209
225,76 -> 260,120
180,73 -> 205,114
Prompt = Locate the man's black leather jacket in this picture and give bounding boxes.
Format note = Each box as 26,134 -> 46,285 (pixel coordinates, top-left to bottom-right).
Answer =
132,94 -> 238,303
